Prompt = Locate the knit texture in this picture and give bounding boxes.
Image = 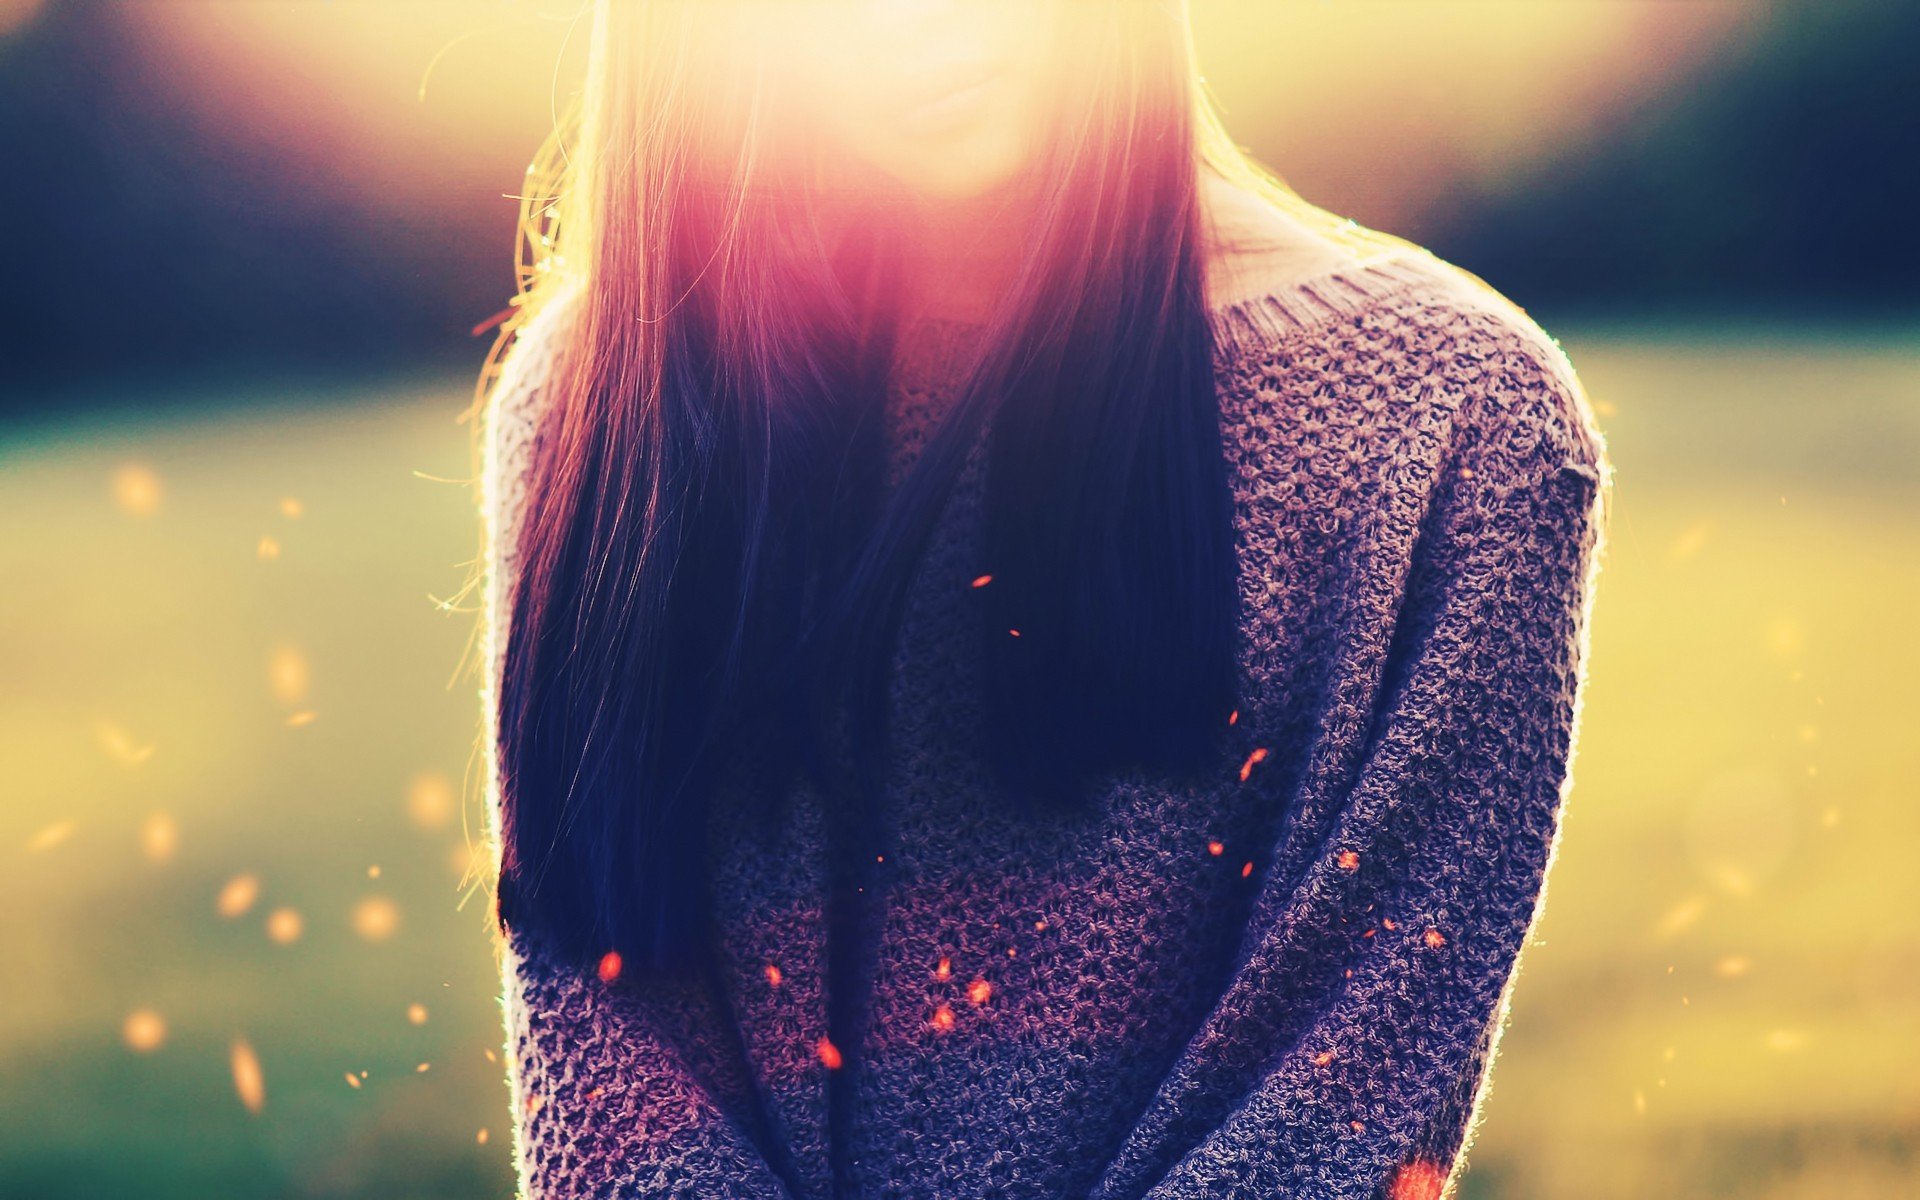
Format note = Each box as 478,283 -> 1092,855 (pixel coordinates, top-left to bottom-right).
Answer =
477,245 -> 1612,1200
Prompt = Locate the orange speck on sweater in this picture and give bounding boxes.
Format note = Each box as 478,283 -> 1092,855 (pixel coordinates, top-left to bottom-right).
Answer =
930,1005 -> 955,1032
967,978 -> 993,1005
816,1037 -> 843,1070
1313,1049 -> 1336,1067
1337,849 -> 1361,871
1424,927 -> 1447,949
764,964 -> 783,987
1390,1157 -> 1449,1200
935,956 -> 952,980
1238,746 -> 1269,782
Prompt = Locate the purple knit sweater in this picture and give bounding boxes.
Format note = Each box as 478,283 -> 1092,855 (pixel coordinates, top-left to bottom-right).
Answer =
478,246 -> 1612,1200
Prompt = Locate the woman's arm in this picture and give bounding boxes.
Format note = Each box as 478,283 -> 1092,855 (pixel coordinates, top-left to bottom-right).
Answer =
1092,335 -> 1612,1200
479,306 -> 799,1200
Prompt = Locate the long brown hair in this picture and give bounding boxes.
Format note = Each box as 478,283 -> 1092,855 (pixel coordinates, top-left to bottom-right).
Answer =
468,0 -> 1407,974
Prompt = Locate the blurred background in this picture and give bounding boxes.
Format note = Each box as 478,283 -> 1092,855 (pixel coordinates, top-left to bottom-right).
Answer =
1,1 -> 1914,1197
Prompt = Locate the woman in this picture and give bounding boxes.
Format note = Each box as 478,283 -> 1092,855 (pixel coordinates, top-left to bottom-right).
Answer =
471,2 -> 1612,1198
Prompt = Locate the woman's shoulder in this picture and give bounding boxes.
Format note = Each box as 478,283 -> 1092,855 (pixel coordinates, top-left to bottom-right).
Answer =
1208,233 -> 1611,496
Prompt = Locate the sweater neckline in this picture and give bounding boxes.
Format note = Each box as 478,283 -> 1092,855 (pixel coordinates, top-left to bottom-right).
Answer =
891,246 -> 1443,386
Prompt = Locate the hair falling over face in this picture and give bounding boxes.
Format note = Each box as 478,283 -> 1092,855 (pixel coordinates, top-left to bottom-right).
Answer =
470,0 -> 1411,975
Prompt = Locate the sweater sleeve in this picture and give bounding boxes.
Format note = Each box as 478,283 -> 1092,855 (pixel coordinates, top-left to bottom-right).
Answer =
478,302 -> 799,1200
1090,354 -> 1612,1200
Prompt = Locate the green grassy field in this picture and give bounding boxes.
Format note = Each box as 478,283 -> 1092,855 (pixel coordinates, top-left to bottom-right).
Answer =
2,326 -> 1915,1199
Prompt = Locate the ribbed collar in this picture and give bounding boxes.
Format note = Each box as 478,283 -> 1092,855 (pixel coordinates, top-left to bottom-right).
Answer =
888,246 -> 1447,392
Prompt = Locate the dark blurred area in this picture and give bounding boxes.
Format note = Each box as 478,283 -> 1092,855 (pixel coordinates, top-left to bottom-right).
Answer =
1,0 -> 1912,411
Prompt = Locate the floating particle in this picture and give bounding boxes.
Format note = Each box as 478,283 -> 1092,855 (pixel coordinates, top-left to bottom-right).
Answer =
268,645 -> 310,705
930,1005 -> 955,1032
1227,709 -> 1239,725
1312,1049 -> 1335,1067
217,874 -> 261,918
1381,918 -> 1397,931
1423,928 -> 1446,949
1008,628 -> 1021,638
353,896 -> 400,942
1349,1120 -> 1365,1133
407,1004 -> 429,1026
1238,747 -> 1269,782
1713,954 -> 1751,978
1207,840 -> 1224,857
367,865 -> 381,879
112,463 -> 163,516
344,1072 -> 362,1089
407,772 -> 456,831
817,1037 -> 843,1070
96,721 -> 157,765
596,951 -> 623,983
967,978 -> 992,1006
1241,861 -> 1254,878
971,574 -> 992,588
1337,850 -> 1360,871
123,1009 -> 166,1053
279,497 -> 305,519
285,710 -> 318,728
1653,895 -> 1706,940
1389,1157 -> 1448,1200
416,1062 -> 431,1073
27,820 -> 76,853
141,812 -> 178,863
1033,920 -> 1047,932
230,1037 -> 266,1113
477,1128 -> 489,1145
265,908 -> 303,944
764,964 -> 783,987
258,536 -> 282,561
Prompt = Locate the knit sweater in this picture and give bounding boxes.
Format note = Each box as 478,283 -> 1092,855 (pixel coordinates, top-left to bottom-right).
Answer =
477,244 -> 1612,1200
